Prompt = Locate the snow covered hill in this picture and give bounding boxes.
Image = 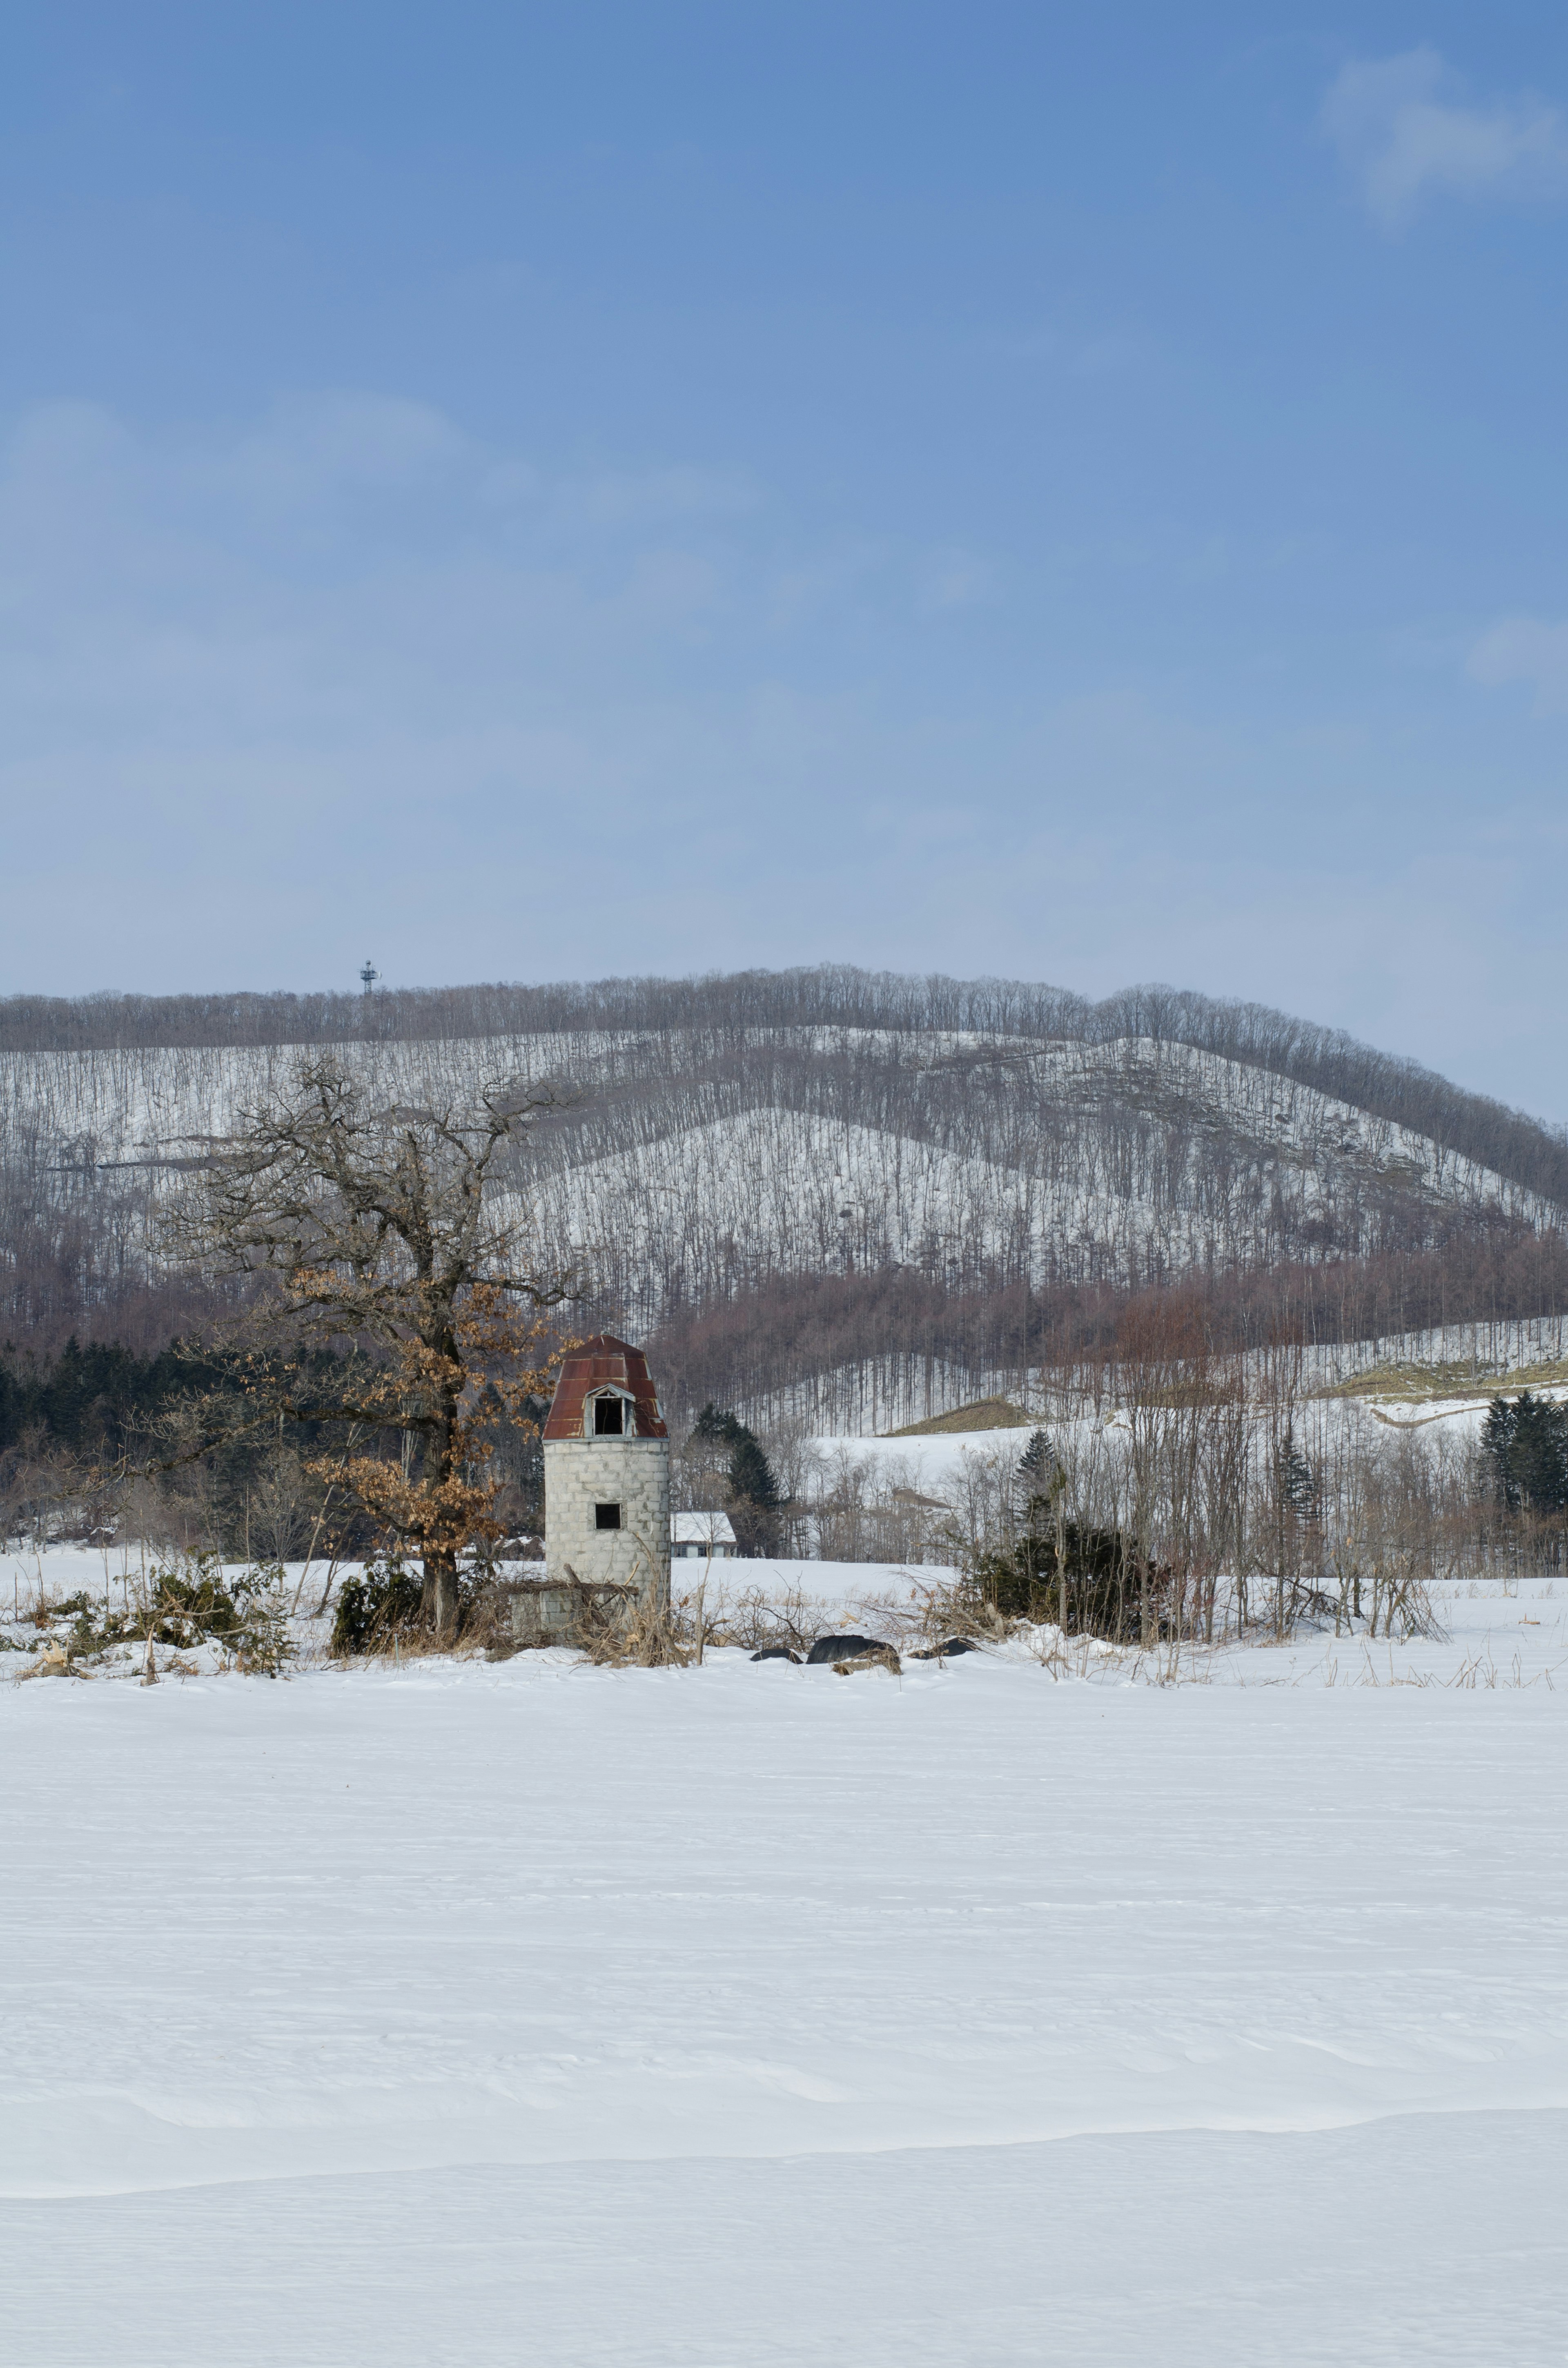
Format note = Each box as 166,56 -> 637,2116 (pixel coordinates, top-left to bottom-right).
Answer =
3,1011 -> 1560,1348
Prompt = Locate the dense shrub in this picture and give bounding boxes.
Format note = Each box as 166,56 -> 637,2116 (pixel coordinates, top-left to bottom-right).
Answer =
330,1562 -> 426,1655
976,1516 -> 1170,1642
57,1554 -> 292,1673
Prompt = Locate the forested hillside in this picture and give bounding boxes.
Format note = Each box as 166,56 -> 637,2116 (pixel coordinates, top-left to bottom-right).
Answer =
2,968 -> 1565,1427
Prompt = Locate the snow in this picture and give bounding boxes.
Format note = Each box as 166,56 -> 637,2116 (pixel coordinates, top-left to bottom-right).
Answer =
3,1552 -> 1566,2364
526,1063 -> 1554,1302
804,1423 -> 1043,1490
672,1509 -> 737,1547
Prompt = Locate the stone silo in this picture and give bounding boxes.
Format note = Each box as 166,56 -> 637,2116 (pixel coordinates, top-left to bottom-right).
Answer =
542,1334 -> 671,1612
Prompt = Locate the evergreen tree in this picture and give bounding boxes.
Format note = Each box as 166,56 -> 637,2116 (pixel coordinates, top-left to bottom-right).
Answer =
682,1402 -> 782,1552
1275,1427 -> 1318,1521
0,1334 -> 228,1455
1018,1429 -> 1054,1488
1482,1392 -> 1568,1514
690,1402 -> 746,1448
727,1432 -> 780,1512
1016,1427 -> 1065,1533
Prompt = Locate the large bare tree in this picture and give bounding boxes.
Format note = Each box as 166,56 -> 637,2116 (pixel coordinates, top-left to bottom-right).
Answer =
174,1055 -> 574,1635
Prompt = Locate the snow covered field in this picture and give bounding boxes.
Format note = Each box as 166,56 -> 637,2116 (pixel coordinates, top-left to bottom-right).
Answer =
4,1559 -> 1566,2365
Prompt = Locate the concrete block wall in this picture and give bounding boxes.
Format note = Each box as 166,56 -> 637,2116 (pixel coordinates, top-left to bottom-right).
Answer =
543,1437 -> 671,1607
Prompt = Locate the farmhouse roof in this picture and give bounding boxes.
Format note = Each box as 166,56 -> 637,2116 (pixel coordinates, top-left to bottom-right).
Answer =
671,1510 -> 736,1545
543,1334 -> 668,1440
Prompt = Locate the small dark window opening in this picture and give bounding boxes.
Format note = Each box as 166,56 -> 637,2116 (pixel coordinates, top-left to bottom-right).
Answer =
593,1395 -> 625,1436
594,1501 -> 622,1531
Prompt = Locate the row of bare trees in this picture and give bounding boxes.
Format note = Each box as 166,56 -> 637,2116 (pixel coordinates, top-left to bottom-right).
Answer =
698,1302 -> 1562,1642
10,1025 -> 1528,1325
5,965 -> 1565,1367
642,1238 -> 1568,1442
916,1376 -> 1546,1648
0,1430 -> 325,1568
4,965 -> 1564,1212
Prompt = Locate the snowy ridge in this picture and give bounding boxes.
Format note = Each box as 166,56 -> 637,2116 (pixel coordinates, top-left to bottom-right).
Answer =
2,1028 -> 1556,1345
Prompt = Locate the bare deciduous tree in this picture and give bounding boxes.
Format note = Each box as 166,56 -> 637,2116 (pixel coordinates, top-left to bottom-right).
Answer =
172,1055 -> 575,1635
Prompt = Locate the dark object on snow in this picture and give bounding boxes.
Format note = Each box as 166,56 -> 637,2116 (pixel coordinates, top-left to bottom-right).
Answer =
749,1646 -> 801,1663
806,1632 -> 888,1665
912,1637 -> 980,1659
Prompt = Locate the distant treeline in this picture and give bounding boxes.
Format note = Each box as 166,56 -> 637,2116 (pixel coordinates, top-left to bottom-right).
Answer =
644,1227 -> 1568,1421
0,1336 -> 354,1461
0,1331 -> 551,1564
0,1336 -> 208,1456
9,1228 -> 1567,1465
4,965 -> 1565,1203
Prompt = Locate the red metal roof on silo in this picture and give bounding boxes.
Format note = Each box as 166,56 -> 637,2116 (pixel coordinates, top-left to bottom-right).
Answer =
543,1335 -> 668,1440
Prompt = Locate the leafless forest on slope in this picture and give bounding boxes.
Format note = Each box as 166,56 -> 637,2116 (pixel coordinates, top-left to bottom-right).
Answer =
2,968 -> 1566,1430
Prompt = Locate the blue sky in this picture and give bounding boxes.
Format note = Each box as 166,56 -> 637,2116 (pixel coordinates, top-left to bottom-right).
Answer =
4,4 -> 1568,1117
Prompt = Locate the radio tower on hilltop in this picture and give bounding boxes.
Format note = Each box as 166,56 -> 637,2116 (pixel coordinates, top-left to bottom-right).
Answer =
360,960 -> 378,994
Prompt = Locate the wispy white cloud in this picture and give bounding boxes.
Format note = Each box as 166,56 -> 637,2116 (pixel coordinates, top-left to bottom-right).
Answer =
1468,615 -> 1568,713
1322,47 -> 1568,232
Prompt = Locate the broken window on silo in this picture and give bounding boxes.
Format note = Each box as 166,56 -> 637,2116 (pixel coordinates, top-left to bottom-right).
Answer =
593,1396 -> 625,1436
595,1502 -> 622,1530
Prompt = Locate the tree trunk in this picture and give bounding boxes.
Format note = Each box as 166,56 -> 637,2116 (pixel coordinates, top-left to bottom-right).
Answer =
423,1550 -> 461,1640
422,1372 -> 465,1640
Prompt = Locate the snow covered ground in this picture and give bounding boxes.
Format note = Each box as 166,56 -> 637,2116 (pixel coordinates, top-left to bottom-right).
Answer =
4,1553 -> 1565,2365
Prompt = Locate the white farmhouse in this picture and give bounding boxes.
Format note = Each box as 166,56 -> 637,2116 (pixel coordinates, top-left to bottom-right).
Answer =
670,1510 -> 737,1561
